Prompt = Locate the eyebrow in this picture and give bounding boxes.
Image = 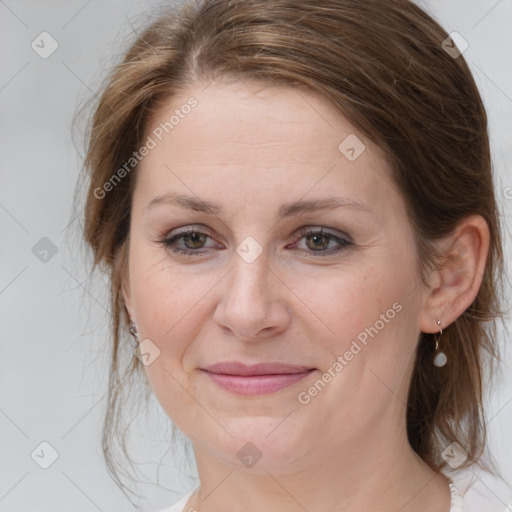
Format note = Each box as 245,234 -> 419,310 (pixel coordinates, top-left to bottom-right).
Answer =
144,193 -> 374,218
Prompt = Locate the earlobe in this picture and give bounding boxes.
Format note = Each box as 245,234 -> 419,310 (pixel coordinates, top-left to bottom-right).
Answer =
419,215 -> 490,333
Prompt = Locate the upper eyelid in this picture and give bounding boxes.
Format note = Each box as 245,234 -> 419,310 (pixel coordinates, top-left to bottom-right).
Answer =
163,226 -> 352,249
164,225 -> 350,240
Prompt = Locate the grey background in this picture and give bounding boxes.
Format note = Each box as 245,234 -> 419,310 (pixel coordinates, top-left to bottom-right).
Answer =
1,1 -> 511,511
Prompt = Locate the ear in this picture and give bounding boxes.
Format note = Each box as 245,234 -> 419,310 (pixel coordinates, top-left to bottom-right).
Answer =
418,214 -> 490,333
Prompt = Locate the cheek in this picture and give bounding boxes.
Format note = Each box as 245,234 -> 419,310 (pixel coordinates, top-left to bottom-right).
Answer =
296,262 -> 419,433
131,264 -> 212,350
312,254 -> 421,381
128,259 -> 219,429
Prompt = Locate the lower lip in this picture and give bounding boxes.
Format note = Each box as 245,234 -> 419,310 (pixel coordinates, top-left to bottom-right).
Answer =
202,369 -> 315,395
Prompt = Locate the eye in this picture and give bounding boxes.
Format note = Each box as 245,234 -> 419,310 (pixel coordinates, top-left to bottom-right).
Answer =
290,227 -> 353,257
157,226 -> 353,258
158,227 -> 218,256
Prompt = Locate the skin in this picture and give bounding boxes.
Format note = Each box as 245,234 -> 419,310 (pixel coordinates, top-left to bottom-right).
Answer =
122,77 -> 490,512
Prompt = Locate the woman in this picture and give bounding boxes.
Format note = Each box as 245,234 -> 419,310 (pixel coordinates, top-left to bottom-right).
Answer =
78,0 -> 510,510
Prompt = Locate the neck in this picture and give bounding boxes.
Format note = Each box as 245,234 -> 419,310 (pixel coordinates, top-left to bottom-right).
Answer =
185,421 -> 451,512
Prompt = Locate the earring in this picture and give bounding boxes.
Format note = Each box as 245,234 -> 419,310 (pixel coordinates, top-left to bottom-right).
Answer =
433,320 -> 447,367
129,321 -> 140,344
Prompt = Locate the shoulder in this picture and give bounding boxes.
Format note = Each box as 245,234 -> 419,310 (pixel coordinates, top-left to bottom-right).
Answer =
153,485 -> 199,512
442,465 -> 512,512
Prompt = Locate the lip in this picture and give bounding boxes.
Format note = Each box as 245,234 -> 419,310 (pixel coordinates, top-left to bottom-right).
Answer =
201,362 -> 316,396
203,361 -> 314,376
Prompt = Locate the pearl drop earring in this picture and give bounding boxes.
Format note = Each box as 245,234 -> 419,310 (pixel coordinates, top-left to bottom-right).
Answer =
433,320 -> 447,367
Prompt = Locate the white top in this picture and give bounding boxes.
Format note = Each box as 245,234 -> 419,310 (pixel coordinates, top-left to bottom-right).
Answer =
156,468 -> 512,512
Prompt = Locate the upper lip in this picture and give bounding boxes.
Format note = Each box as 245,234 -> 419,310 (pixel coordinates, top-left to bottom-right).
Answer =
202,362 -> 315,376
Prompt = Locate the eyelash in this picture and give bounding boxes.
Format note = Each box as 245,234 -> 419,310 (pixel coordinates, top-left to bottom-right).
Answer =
157,226 -> 353,258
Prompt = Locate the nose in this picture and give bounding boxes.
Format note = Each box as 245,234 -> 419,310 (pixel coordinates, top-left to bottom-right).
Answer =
212,250 -> 291,341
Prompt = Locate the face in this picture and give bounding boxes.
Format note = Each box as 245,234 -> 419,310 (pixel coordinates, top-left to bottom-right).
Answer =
123,77 -> 429,473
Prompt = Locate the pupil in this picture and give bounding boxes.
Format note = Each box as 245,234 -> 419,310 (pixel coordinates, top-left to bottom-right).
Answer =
186,233 -> 205,248
308,233 -> 327,250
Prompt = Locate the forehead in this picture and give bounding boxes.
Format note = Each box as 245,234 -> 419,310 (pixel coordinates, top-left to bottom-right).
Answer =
144,78 -> 373,160
135,78 -> 398,219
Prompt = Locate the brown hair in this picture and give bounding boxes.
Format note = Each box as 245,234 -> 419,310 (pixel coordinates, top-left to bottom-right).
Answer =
73,0 -> 506,495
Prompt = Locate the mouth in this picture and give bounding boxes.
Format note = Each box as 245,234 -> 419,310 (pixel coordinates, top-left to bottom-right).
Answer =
200,362 -> 316,396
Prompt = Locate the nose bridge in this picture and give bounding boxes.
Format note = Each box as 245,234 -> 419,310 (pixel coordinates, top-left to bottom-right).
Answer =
227,245 -> 271,311
213,243 -> 286,339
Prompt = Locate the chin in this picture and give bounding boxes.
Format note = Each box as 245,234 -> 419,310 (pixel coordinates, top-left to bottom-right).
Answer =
200,416 -> 311,472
